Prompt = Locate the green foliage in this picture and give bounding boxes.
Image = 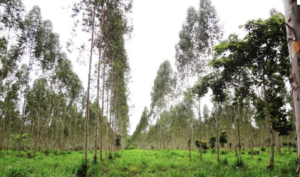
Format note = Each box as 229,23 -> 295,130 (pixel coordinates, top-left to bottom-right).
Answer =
195,140 -> 209,150
8,167 -> 29,177
0,149 -> 298,176
219,131 -> 228,148
116,135 -> 122,147
209,136 -> 216,149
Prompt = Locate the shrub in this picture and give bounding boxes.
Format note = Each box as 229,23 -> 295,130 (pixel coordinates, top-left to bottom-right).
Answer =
114,152 -> 121,158
26,152 -> 33,159
221,150 -> 227,155
125,146 -> 136,150
195,140 -> 209,150
108,153 -> 113,160
261,146 -> 266,151
233,158 -> 244,168
8,167 -> 28,177
44,150 -> 50,156
130,166 -> 137,174
209,136 -> 216,149
219,131 -> 228,148
222,158 -> 229,165
76,161 -> 88,177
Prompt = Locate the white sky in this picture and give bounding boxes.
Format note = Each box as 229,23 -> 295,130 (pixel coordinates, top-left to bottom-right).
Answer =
22,0 -> 285,134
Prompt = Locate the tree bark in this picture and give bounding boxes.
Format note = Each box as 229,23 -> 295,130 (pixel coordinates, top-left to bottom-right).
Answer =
198,99 -> 202,161
94,4 -> 104,161
84,5 -> 96,163
283,0 -> 300,173
0,29 -> 10,100
19,46 -> 34,156
263,85 -> 275,169
248,98 -> 254,159
100,48 -> 106,160
278,135 -> 281,157
34,78 -> 43,156
6,114 -> 11,150
215,103 -> 219,163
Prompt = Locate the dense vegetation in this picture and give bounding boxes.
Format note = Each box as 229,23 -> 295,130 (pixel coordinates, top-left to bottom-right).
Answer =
0,148 -> 298,176
0,0 -> 132,163
1,0 -> 299,176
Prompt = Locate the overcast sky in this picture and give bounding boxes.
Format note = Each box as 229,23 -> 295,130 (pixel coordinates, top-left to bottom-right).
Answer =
22,0 -> 286,134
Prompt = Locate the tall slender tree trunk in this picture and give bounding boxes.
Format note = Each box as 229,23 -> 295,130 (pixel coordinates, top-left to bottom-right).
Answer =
100,50 -> 106,160
34,78 -> 43,156
105,84 -> 109,159
0,29 -> 8,149
0,29 -> 10,99
6,114 -> 11,150
263,85 -> 275,169
0,111 -> 5,151
73,107 -> 77,151
85,5 -> 96,163
237,106 -> 242,164
94,4 -> 104,161
19,47 -> 34,156
248,98 -> 254,159
198,99 -> 202,161
215,103 -> 219,163
283,0 -> 300,173
278,135 -> 281,157
45,78 -> 54,153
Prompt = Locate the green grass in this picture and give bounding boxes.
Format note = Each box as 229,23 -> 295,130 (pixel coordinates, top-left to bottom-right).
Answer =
0,147 -> 298,176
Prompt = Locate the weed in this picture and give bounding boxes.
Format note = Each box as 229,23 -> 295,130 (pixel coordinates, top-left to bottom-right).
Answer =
8,167 -> 28,177
130,166 -> 137,174
76,161 -> 88,177
222,158 -> 229,165
114,152 -> 121,158
108,153 -> 113,160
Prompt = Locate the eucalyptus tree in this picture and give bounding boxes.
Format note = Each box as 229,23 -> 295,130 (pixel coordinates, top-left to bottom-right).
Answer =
71,0 -> 99,162
208,12 -> 292,169
130,107 -> 149,147
32,19 -> 60,156
93,0 -> 105,161
282,1 -> 300,172
0,82 -> 19,150
150,60 -> 174,150
101,0 -> 132,154
0,0 -> 24,99
17,6 -> 42,156
25,79 -> 47,154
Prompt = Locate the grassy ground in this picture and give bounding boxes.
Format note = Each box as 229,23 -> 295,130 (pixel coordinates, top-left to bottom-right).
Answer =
0,147 -> 298,176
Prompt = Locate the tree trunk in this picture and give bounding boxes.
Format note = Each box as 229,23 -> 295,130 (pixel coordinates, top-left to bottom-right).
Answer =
45,78 -> 54,153
215,103 -> 219,163
34,78 -> 43,156
73,108 -> 77,151
19,47 -> 34,156
7,114 -> 11,150
263,85 -> 275,169
0,29 -> 10,99
94,4 -> 104,161
100,49 -> 106,160
0,114 -> 5,151
248,98 -> 254,159
85,5 -> 96,163
278,135 -> 281,156
198,99 -> 202,161
283,0 -> 300,173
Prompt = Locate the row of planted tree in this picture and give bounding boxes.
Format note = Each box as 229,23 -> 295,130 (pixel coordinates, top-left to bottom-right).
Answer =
130,0 -> 296,170
0,0 -> 133,161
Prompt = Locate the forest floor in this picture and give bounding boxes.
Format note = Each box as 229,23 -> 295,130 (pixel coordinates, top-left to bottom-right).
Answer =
0,147 -> 298,176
